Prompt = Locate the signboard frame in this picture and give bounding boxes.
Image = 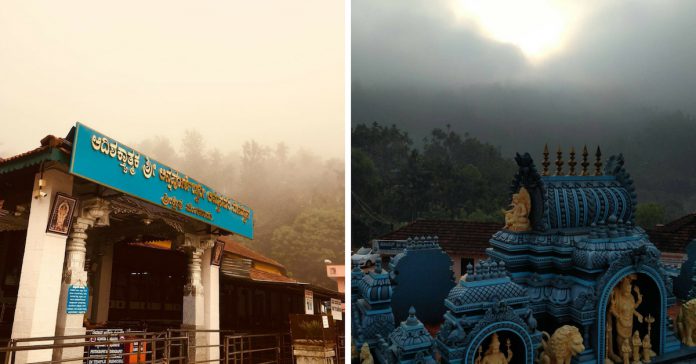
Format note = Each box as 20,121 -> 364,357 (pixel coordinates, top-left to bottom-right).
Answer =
46,193 -> 78,236
330,298 -> 342,321
304,289 -> 314,315
66,284 -> 89,314
211,240 -> 224,266
69,123 -> 253,238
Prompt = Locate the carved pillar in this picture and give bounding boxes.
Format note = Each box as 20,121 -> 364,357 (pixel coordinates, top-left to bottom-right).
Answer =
181,235 -> 215,362
54,198 -> 110,364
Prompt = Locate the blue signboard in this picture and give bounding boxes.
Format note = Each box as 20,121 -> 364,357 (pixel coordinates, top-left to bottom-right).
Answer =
66,285 -> 89,314
69,123 -> 254,238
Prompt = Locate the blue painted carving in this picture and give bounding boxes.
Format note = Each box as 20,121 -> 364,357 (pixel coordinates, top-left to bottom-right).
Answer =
352,150 -> 695,363
675,239 -> 696,301
435,259 -> 541,363
355,260 -> 396,349
375,307 -> 438,364
594,245 -> 679,361
390,236 -> 455,325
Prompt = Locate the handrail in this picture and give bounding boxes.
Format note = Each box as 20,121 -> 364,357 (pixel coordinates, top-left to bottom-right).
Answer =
0,329 -> 343,364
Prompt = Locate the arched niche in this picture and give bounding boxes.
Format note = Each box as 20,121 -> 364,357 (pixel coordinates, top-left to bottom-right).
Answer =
465,324 -> 533,364
596,266 -> 667,363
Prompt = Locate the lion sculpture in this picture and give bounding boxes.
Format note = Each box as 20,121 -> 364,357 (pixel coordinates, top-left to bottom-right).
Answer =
537,325 -> 585,364
678,298 -> 696,346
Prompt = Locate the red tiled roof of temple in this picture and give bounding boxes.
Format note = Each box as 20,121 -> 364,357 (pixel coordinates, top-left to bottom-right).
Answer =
218,235 -> 286,271
379,219 -> 501,256
647,213 -> 696,254
0,135 -> 71,167
249,268 -> 299,283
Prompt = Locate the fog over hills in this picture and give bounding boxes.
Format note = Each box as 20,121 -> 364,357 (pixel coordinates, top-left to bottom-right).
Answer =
353,0 -> 696,219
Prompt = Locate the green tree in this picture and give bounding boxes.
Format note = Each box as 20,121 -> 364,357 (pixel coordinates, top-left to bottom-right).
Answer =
270,208 -> 344,289
635,203 -> 666,229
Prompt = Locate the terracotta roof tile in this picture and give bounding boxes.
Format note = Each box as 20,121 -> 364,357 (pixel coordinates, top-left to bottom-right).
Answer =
647,213 -> 696,254
380,219 -> 501,256
249,268 -> 299,283
0,136 -> 71,167
218,236 -> 286,270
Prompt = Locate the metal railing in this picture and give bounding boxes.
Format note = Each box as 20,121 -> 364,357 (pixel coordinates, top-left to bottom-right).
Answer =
0,330 -> 343,364
222,333 -> 292,364
0,331 -> 188,364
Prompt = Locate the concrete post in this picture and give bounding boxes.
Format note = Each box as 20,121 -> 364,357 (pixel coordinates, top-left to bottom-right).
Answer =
202,243 -> 220,361
11,168 -> 73,363
181,234 -> 214,362
53,198 -> 110,364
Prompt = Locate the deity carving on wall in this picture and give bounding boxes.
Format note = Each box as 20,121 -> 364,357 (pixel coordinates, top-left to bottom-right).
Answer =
605,274 -> 657,364
476,333 -> 513,364
503,187 -> 531,232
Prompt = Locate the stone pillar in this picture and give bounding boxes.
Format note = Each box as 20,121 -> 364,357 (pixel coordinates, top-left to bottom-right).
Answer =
202,244 -> 220,361
92,241 -> 114,324
181,235 -> 215,362
53,198 -> 110,364
11,168 -> 73,363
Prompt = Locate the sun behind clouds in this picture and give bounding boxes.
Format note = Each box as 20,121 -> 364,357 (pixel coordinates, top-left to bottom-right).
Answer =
453,0 -> 584,63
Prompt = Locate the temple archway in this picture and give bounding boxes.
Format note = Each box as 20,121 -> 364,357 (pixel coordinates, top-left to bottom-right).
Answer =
596,266 -> 667,363
466,324 -> 533,364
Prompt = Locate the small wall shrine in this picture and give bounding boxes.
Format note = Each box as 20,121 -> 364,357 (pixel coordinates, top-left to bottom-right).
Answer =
352,145 -> 696,363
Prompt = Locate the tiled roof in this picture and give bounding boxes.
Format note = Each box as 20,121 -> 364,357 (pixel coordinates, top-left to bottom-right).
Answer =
0,136 -> 72,174
218,235 -> 286,271
380,219 -> 501,256
249,268 -> 299,283
647,213 -> 696,254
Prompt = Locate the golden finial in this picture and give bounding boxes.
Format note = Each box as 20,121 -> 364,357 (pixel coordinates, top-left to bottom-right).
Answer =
568,146 -> 577,176
581,145 -> 589,176
594,146 -> 602,176
555,146 -> 564,176
542,144 -> 550,176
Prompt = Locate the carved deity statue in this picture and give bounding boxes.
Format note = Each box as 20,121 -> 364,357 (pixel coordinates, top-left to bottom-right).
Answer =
631,331 -> 641,364
621,339 -> 631,364
642,333 -> 655,363
360,343 -> 374,364
503,187 -> 531,232
537,325 -> 585,364
610,275 -> 644,356
476,333 -> 512,364
677,298 -> 696,346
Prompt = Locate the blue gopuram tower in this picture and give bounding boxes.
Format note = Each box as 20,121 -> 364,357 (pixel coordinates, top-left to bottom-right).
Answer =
353,146 -> 696,364
488,147 -> 682,363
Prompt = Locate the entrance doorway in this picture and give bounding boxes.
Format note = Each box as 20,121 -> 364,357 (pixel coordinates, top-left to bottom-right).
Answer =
108,242 -> 186,330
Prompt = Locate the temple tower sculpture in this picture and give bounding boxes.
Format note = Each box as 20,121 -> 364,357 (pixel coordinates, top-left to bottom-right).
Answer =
488,148 -> 681,363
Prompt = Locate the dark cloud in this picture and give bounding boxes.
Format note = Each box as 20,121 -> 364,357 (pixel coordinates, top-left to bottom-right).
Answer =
353,0 -> 696,113
352,0 -> 529,88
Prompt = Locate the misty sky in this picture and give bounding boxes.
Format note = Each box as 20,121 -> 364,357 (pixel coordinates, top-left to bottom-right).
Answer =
0,1 -> 344,159
353,0 -> 696,114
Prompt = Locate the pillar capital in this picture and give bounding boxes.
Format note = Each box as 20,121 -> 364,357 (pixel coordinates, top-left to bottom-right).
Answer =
181,233 -> 217,252
79,198 -> 110,227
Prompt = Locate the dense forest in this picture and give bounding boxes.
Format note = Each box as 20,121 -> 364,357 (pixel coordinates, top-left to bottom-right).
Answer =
352,100 -> 696,248
137,132 -> 344,289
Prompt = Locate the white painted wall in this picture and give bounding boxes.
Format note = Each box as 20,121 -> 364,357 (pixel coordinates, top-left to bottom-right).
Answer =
11,168 -> 72,363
